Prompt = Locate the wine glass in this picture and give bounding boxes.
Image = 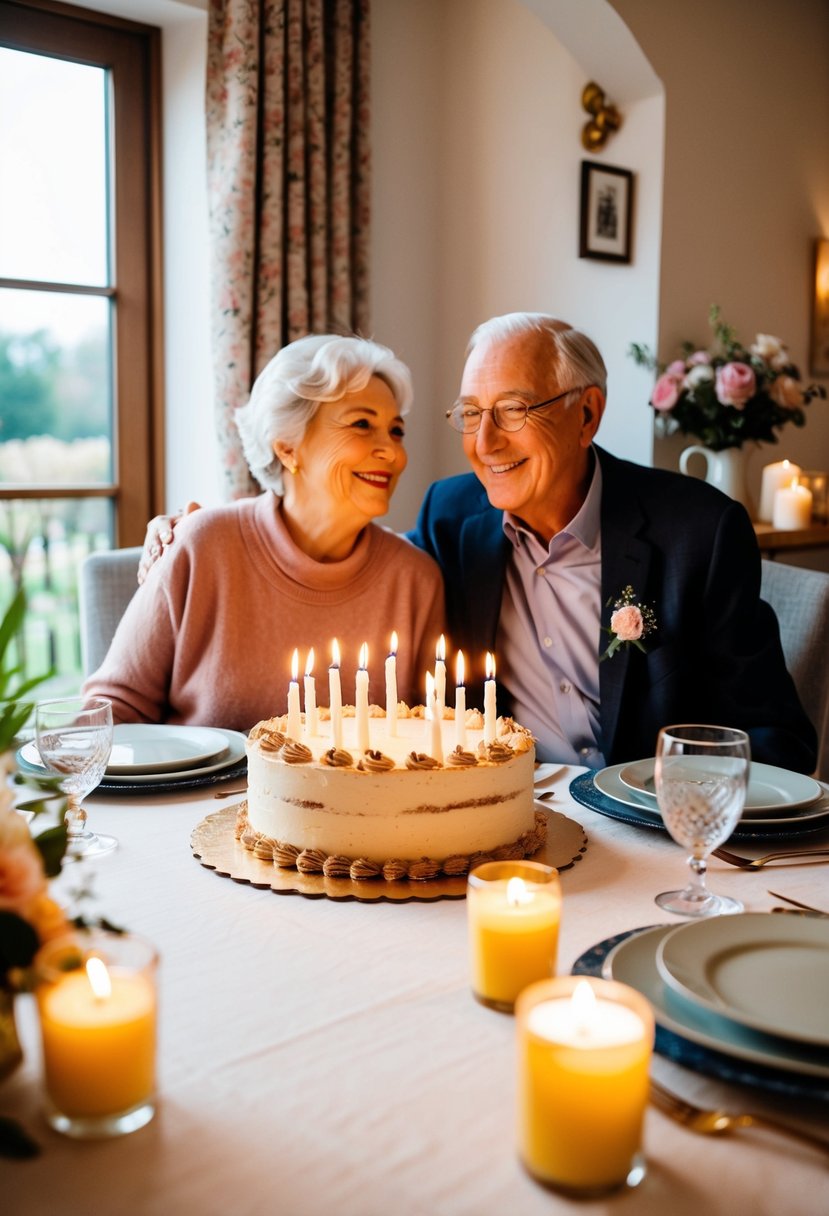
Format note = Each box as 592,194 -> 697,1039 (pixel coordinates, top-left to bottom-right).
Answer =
35,695 -> 117,859
654,724 -> 750,917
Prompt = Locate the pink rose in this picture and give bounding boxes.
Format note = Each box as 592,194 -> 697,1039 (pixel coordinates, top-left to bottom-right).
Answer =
651,373 -> 680,412
687,350 -> 711,366
610,604 -> 644,642
715,362 -> 756,408
666,359 -> 686,377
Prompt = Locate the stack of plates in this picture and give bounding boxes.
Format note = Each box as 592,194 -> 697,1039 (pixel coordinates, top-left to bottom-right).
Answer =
570,759 -> 829,840
17,723 -> 247,793
601,916 -> 829,1092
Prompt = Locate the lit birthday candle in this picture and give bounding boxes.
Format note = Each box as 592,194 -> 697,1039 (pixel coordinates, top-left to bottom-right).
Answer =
303,648 -> 317,738
434,634 -> 447,717
329,639 -> 343,749
356,642 -> 370,753
385,631 -> 398,736
484,651 -> 497,745
426,671 -> 443,763
287,648 -> 302,739
454,650 -> 467,750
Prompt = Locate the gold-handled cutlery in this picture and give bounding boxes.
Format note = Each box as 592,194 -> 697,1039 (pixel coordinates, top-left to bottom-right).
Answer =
712,846 -> 829,870
767,889 -> 829,915
650,1079 -> 829,1157
213,787 -> 248,799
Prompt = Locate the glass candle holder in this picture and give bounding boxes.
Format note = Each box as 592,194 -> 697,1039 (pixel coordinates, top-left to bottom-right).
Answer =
467,860 -> 561,1012
516,975 -> 654,1197
35,929 -> 158,1139
799,471 -> 828,523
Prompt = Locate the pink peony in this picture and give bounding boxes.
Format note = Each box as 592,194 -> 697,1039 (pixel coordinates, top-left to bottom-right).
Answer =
666,359 -> 686,378
610,604 -> 644,642
715,362 -> 756,408
651,373 -> 680,412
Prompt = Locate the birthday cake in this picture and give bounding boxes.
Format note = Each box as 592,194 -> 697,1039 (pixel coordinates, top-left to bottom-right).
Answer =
236,705 -> 542,881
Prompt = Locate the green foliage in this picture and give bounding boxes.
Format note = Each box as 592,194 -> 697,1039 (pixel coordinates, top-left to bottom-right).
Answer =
0,587 -> 55,751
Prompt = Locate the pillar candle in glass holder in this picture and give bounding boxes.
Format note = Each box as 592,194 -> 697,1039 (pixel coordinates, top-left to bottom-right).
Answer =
356,642 -> 370,753
35,930 -> 158,1139
454,650 -> 467,750
303,648 -> 317,739
484,652 -> 497,745
385,631 -> 398,736
287,649 -> 302,739
329,639 -> 343,749
773,479 -> 812,529
759,459 -> 800,522
467,860 -> 561,1011
434,634 -> 447,717
516,976 -> 653,1196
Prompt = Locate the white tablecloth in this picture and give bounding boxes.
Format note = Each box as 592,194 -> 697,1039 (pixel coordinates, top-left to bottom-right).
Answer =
4,768 -> 828,1215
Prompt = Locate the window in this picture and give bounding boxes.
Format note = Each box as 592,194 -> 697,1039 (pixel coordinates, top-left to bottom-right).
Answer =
0,0 -> 162,685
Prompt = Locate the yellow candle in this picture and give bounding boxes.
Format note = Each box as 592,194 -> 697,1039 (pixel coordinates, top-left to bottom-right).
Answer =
516,977 -> 653,1195
467,861 -> 561,1011
36,932 -> 158,1137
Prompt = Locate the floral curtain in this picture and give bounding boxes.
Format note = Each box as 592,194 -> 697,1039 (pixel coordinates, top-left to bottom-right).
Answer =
206,0 -> 371,498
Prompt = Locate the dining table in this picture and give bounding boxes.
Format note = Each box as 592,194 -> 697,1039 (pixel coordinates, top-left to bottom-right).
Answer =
4,764 -> 829,1216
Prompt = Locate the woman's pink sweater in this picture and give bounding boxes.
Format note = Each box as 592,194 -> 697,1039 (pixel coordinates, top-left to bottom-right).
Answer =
83,493 -> 447,730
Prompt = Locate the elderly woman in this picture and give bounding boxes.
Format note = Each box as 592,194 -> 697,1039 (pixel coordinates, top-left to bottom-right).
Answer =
83,334 -> 446,729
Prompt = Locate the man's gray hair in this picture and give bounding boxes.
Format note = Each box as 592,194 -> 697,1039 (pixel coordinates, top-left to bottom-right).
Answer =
236,334 -> 413,493
467,312 -> 607,397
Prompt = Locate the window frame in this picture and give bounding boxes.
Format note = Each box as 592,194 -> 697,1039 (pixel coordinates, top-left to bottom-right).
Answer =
0,0 -> 164,544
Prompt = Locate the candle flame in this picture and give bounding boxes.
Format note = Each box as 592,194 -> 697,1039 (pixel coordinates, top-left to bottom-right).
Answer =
331,638 -> 340,668
456,649 -> 465,686
359,642 -> 368,670
305,648 -> 315,678
506,876 -> 531,906
571,979 -> 597,1035
86,956 -> 112,1001
486,651 -> 495,680
436,634 -> 446,661
390,630 -> 398,656
291,648 -> 299,681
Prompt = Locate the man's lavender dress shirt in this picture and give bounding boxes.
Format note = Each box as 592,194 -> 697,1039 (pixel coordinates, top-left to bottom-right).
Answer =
496,456 -> 605,766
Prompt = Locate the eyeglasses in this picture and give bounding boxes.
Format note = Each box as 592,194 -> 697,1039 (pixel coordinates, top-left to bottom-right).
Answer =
445,387 -> 585,434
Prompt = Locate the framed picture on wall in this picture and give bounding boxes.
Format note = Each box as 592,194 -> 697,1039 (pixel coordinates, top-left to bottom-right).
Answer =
579,160 -> 633,263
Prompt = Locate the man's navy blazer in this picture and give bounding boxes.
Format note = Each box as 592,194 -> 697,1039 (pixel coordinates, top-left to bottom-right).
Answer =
408,445 -> 817,773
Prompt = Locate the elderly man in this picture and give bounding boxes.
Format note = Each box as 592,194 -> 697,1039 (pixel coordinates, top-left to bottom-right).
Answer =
408,312 -> 816,771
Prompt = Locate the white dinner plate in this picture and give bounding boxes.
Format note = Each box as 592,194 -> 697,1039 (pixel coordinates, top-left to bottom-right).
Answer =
619,758 -> 822,815
603,925 -> 829,1080
592,763 -> 829,831
106,724 -> 230,774
655,913 -> 829,1048
19,728 -> 247,786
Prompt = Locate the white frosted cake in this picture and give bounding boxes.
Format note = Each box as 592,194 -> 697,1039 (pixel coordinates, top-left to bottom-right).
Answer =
236,705 -> 543,881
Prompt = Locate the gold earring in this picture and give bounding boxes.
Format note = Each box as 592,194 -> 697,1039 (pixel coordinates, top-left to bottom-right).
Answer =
290,462 -> 299,476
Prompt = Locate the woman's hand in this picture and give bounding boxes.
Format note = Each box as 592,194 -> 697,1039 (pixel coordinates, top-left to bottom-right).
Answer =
137,501 -> 201,584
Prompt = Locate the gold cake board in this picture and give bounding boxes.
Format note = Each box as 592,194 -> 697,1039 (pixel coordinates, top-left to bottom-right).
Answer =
190,803 -> 587,904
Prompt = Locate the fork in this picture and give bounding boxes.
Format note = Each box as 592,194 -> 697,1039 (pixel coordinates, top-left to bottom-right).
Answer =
712,845 -> 829,870
650,1079 -> 829,1157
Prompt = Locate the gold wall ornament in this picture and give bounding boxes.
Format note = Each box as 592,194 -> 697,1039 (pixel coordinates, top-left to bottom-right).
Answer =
581,80 -> 622,151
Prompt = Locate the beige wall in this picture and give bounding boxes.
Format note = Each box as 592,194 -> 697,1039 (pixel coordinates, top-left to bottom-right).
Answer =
612,0 -> 829,524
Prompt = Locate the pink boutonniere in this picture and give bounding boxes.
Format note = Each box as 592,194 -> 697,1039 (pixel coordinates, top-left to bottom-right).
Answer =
600,585 -> 657,662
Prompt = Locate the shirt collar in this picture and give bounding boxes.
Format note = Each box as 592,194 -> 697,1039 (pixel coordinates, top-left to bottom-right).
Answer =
502,448 -> 602,555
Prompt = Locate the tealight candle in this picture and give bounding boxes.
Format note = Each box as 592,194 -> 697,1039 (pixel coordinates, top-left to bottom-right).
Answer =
303,648 -> 317,739
287,648 -> 302,739
454,650 -> 467,750
467,861 -> 561,1011
35,931 -> 158,1138
356,642 -> 370,753
759,459 -> 801,522
484,652 -> 497,745
773,479 -> 812,529
329,639 -> 343,749
434,634 -> 447,718
385,631 -> 398,736
516,976 -> 653,1196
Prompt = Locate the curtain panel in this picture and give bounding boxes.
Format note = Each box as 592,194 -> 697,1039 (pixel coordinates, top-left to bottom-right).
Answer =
206,0 -> 371,498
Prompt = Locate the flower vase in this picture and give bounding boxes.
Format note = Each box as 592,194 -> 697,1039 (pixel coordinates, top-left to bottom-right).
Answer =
679,445 -> 753,516
0,988 -> 23,1081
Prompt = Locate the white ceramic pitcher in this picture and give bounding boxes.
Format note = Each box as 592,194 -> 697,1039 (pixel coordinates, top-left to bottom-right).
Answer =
679,445 -> 752,514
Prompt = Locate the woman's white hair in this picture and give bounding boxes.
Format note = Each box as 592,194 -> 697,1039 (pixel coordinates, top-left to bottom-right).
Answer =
467,312 -> 607,398
236,334 -> 414,493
